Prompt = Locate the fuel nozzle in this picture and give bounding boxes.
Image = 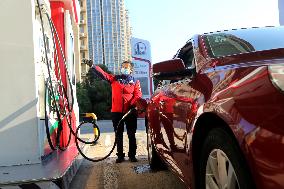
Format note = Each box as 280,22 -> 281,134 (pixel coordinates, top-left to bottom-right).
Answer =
80,113 -> 97,124
80,113 -> 99,143
121,108 -> 136,121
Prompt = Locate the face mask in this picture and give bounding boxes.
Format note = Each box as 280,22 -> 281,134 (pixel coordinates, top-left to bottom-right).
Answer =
121,68 -> 131,75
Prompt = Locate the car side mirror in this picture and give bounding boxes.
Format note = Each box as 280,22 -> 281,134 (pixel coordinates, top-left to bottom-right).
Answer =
152,58 -> 194,80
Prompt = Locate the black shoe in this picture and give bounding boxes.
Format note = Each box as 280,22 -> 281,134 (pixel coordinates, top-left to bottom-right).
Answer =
116,157 -> 125,163
129,157 -> 138,162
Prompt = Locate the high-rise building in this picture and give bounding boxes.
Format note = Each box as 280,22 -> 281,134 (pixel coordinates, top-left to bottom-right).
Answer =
87,0 -> 132,74
124,10 -> 132,61
79,0 -> 90,80
279,0 -> 284,25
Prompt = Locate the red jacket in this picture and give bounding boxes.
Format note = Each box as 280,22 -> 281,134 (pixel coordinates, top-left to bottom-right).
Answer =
91,66 -> 142,113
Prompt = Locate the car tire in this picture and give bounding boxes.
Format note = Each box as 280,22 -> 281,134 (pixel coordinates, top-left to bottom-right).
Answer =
147,124 -> 167,170
198,128 -> 255,189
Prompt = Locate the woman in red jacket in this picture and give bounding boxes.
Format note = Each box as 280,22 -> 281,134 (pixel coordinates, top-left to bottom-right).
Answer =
89,61 -> 142,163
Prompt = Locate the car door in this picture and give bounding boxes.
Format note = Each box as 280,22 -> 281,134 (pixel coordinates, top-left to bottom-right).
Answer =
147,79 -> 173,153
156,80 -> 187,177
161,41 -> 203,182
149,39 -> 215,184
159,76 -> 198,180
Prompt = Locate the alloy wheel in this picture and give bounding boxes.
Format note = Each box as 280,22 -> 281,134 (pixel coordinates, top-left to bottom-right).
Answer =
205,149 -> 240,189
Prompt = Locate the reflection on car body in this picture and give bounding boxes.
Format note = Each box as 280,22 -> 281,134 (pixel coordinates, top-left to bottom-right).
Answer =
146,26 -> 284,189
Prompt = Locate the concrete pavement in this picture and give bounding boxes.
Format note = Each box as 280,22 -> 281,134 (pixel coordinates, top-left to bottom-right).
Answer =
69,119 -> 186,189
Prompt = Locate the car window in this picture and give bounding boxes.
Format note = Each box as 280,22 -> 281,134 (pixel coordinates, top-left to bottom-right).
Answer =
203,26 -> 284,58
170,42 -> 196,83
204,33 -> 255,58
156,79 -> 171,90
162,80 -> 171,85
176,42 -> 195,69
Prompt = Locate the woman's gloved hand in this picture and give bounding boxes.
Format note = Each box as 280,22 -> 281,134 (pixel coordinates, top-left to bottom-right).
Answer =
135,98 -> 148,112
129,105 -> 137,111
83,59 -> 93,67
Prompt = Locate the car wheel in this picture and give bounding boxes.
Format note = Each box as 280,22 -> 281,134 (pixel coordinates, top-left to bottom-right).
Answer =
199,128 -> 255,189
147,125 -> 166,170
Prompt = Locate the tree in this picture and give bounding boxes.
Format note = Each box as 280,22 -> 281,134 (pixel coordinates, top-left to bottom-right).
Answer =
76,64 -> 112,119
153,77 -> 160,90
76,82 -> 92,114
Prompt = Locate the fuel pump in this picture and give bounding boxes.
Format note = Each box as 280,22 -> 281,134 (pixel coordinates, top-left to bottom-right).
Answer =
36,0 -> 75,153
36,0 -> 113,161
0,0 -> 96,187
0,0 -> 57,166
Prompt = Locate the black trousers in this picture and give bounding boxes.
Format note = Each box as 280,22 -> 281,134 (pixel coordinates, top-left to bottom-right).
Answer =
112,112 -> 137,158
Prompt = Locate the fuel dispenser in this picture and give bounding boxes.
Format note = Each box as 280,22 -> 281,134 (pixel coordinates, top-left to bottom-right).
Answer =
0,0 -> 57,166
0,0 -> 82,188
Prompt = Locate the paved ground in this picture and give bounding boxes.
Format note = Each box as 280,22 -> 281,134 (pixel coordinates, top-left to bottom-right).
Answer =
69,119 -> 186,189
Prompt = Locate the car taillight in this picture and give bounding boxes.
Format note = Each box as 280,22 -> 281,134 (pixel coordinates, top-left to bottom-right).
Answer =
268,65 -> 284,92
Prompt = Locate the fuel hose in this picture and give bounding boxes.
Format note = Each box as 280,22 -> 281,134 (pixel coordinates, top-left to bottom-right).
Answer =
75,108 -> 136,162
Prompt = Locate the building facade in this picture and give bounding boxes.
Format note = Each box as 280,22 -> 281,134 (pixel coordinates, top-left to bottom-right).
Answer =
279,0 -> 284,25
87,0 -> 131,74
79,0 -> 90,80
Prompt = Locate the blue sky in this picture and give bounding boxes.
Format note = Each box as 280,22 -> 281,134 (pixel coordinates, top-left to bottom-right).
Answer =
125,0 -> 280,63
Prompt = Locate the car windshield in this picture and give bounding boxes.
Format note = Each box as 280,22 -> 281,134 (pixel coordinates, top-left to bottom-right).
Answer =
203,26 -> 284,58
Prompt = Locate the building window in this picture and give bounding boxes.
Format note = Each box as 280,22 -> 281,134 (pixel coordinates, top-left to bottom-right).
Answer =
80,26 -> 84,33
81,52 -> 85,58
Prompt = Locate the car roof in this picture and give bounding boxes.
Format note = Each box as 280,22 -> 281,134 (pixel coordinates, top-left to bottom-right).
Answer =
201,25 -> 278,36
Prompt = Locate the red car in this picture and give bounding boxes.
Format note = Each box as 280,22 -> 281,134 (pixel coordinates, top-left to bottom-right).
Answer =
146,26 -> 284,189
